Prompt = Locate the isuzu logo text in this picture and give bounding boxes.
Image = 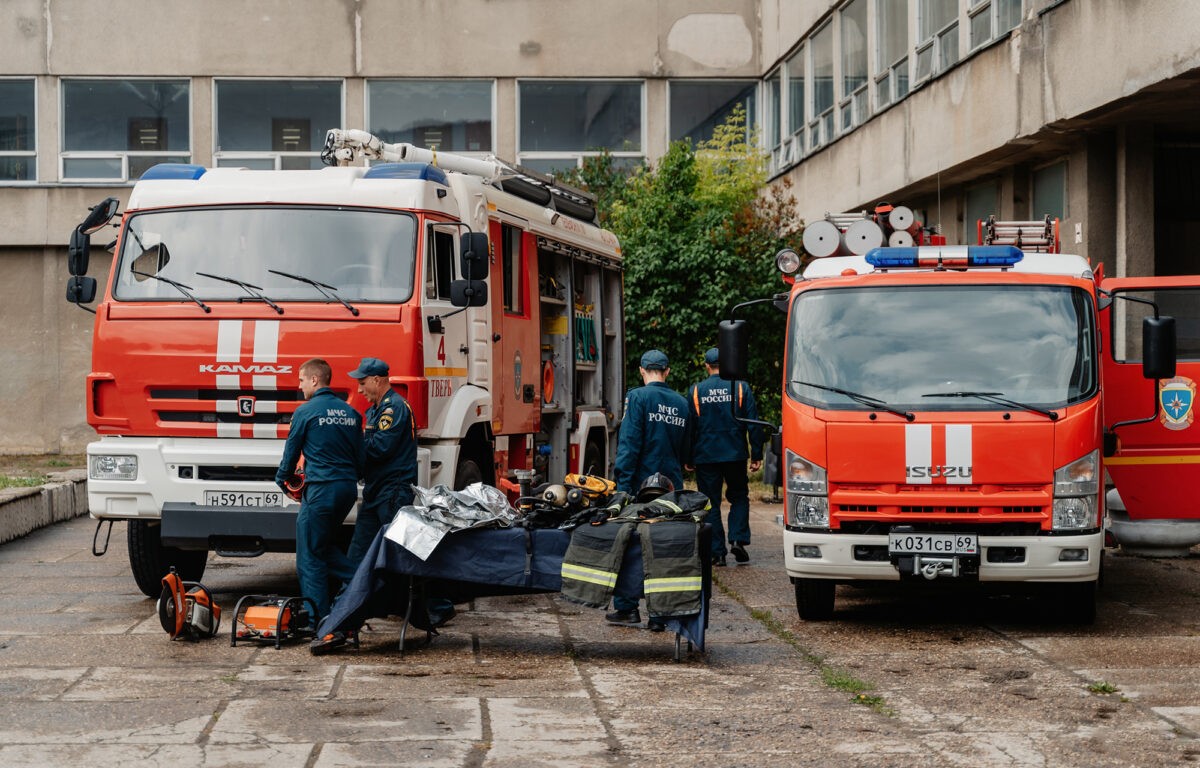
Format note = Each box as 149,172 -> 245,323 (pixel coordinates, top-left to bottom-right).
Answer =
906,465 -> 972,479
199,364 -> 293,374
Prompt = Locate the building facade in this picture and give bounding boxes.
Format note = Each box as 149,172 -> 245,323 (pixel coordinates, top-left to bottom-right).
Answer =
2,0 -> 1198,453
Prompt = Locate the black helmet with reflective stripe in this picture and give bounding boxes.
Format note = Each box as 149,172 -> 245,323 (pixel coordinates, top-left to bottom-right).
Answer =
636,472 -> 675,502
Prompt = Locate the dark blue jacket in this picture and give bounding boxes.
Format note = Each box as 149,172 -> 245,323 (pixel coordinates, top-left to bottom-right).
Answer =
614,381 -> 689,493
363,388 -> 418,506
276,387 -> 363,487
686,374 -> 763,464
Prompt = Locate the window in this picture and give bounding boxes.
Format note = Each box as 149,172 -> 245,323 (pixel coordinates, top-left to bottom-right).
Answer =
61,79 -> 190,181
840,0 -> 869,131
970,0 -> 1022,49
518,81 -> 642,170
368,80 -> 492,152
1032,161 -> 1067,221
786,48 -> 805,142
810,23 -> 834,149
501,223 -> 524,315
214,80 -> 341,170
917,0 -> 959,82
876,0 -> 909,107
426,226 -> 457,301
964,181 -> 998,242
0,79 -> 35,182
764,70 -> 781,152
669,80 -> 756,145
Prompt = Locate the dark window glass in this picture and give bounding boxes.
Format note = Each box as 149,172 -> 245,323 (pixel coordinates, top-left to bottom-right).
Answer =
215,81 -> 341,152
369,80 -> 492,152
62,79 -> 190,151
669,80 -> 756,144
519,81 -> 642,152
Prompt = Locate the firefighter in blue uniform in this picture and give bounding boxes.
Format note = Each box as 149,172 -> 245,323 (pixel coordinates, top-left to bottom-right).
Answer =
345,357 -> 417,566
275,358 -> 364,630
686,348 -> 763,566
607,349 -> 690,626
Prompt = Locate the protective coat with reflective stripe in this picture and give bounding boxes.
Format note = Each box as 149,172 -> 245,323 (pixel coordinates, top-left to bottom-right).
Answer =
560,520 -> 636,608
638,519 -> 704,618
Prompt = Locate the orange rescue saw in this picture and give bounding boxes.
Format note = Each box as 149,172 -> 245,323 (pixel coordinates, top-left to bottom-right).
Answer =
158,567 -> 222,641
230,594 -> 318,649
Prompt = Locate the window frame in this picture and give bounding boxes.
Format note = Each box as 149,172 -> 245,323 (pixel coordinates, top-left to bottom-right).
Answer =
212,78 -> 344,171
425,223 -> 459,302
666,79 -> 758,147
809,22 -> 835,152
0,77 -> 37,184
1031,159 -> 1068,222
874,0 -> 910,109
838,0 -> 871,133
59,77 -> 192,183
916,0 -> 960,84
515,78 -> 646,171
366,78 -> 496,156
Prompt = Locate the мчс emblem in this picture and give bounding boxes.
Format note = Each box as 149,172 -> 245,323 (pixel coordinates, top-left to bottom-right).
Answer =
237,395 -> 256,418
1159,376 -> 1196,431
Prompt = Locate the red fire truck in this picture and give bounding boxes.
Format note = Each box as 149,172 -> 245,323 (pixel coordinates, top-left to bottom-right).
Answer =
721,214 -> 1198,623
65,131 -> 625,596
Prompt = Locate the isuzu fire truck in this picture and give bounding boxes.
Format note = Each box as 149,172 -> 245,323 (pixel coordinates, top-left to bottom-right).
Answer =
65,130 -> 625,596
720,216 -> 1198,623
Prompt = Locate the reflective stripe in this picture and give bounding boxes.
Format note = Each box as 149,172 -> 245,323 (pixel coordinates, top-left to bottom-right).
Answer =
644,576 -> 703,593
692,387 -> 700,413
561,562 -> 618,588
651,499 -> 683,515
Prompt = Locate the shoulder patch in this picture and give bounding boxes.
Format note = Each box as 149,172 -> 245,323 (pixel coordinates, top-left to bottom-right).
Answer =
379,414 -> 393,431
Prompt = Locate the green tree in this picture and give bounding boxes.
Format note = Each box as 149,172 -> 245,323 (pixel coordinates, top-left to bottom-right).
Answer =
569,108 -> 803,424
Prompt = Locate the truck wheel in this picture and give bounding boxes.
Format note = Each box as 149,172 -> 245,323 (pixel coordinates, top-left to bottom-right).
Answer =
127,520 -> 208,598
1055,580 -> 1097,625
582,438 -> 605,477
454,456 -> 484,491
794,578 -> 835,621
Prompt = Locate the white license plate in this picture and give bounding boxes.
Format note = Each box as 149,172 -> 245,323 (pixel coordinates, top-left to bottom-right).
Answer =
888,532 -> 978,556
204,491 -> 285,508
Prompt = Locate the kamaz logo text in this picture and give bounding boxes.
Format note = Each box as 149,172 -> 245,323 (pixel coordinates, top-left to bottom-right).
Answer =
199,364 -> 293,374
906,465 -> 972,479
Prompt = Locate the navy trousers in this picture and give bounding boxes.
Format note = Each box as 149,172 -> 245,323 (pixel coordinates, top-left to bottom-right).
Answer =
296,480 -> 359,620
695,461 -> 751,558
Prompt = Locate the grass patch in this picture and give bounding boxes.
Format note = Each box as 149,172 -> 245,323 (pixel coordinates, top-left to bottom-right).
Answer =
722,580 -> 893,716
1087,680 -> 1119,695
0,475 -> 49,489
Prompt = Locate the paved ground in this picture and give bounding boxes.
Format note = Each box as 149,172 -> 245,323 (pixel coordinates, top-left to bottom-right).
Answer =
0,501 -> 1198,767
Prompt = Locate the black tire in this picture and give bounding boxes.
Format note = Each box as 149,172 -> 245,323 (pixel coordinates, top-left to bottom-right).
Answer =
582,438 -> 605,477
127,519 -> 208,598
454,455 -> 484,491
794,578 -> 836,621
1056,580 -> 1097,625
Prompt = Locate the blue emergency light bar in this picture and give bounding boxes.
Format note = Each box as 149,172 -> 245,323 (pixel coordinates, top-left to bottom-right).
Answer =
140,163 -> 207,180
864,245 -> 1024,268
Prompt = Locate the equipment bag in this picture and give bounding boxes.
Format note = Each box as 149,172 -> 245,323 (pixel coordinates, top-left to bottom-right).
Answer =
158,567 -> 222,641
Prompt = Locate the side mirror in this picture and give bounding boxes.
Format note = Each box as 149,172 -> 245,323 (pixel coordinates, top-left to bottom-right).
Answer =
79,197 -> 120,236
460,232 -> 490,281
718,319 -> 749,381
66,275 -> 97,305
772,291 -> 790,314
450,279 -> 487,307
1143,316 -> 1176,380
770,431 -> 783,458
68,228 -> 90,276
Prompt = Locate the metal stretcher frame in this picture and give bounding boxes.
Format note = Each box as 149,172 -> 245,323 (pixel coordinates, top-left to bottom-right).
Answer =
320,525 -> 711,661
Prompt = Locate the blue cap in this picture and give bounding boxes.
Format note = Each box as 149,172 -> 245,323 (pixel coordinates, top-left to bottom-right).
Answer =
640,349 -> 669,370
348,357 -> 389,379
704,347 -> 719,365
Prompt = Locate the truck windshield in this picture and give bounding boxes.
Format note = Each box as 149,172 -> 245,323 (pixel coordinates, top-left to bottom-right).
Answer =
786,284 -> 1096,410
112,206 -> 417,304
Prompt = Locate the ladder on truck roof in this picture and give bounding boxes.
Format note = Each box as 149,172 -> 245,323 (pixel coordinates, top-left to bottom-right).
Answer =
321,128 -> 598,224
978,214 -> 1060,253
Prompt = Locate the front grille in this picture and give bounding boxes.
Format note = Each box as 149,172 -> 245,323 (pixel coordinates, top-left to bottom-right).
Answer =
195,465 -> 277,482
151,388 -> 309,401
840,521 -> 1043,536
838,504 -> 879,513
159,411 -> 292,424
899,505 -> 980,514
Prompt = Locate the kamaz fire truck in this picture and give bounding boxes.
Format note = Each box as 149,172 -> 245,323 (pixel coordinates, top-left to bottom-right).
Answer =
720,213 -> 1199,624
65,130 -> 625,596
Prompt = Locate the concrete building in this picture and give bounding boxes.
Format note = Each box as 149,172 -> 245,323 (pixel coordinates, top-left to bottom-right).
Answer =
2,0 -> 1198,453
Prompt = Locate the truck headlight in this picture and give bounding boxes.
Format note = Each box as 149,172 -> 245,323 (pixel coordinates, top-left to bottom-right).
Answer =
1052,495 -> 1097,530
790,494 -> 830,528
89,455 -> 138,481
1054,450 -> 1099,497
786,450 -> 826,495
786,450 -> 828,528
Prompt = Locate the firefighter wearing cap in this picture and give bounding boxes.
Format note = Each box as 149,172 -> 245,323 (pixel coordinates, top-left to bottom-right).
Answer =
687,347 -> 763,566
275,358 -> 364,623
608,349 -> 691,626
346,356 -> 418,566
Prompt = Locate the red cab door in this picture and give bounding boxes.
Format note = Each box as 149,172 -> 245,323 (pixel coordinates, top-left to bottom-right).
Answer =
1100,276 -> 1200,520
488,219 -> 540,437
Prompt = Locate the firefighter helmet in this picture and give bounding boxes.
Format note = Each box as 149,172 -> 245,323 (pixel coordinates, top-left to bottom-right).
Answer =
636,472 -> 675,502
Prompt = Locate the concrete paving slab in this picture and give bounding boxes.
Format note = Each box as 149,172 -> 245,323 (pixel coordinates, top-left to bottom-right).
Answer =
0,698 -> 215,744
483,738 -> 617,767
486,695 -> 604,741
1017,635 -> 1200,668
0,665 -> 87,699
208,697 -> 481,744
0,743 -> 316,768
1075,666 -> 1200,706
316,739 -> 474,767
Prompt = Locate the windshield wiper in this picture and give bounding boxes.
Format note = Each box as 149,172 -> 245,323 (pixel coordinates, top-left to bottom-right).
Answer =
268,269 -> 359,316
793,380 -> 914,421
196,271 -> 283,314
130,270 -> 211,313
921,391 -> 1059,421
